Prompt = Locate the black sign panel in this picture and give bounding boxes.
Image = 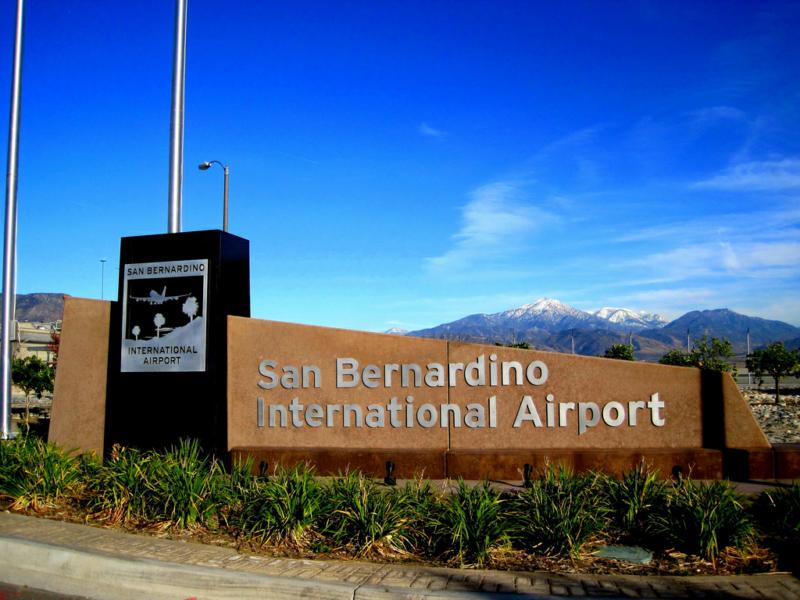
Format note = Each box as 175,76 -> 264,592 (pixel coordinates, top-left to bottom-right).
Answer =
104,230 -> 250,457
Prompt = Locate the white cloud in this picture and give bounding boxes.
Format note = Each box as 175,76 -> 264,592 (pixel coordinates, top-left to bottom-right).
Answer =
425,181 -> 557,273
687,105 -> 747,123
419,122 -> 447,138
693,158 -> 800,191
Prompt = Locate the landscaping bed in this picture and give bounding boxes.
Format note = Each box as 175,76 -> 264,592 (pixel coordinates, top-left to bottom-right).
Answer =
1,436 -> 797,576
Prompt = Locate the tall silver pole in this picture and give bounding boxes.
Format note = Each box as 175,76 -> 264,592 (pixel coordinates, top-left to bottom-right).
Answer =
223,165 -> 229,232
100,259 -> 107,300
2,0 -> 24,440
168,0 -> 188,233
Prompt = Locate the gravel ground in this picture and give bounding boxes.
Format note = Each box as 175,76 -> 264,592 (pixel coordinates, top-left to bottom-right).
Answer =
742,387 -> 800,444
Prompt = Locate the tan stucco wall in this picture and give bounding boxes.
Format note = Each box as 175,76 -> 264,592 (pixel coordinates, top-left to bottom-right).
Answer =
228,317 -> 449,450
48,297 -> 109,456
47,308 -> 770,459
227,317 -> 769,452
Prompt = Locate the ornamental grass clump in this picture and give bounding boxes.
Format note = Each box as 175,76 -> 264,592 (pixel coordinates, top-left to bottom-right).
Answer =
84,444 -> 152,524
599,463 -> 670,549
396,475 -> 441,556
322,470 -> 412,557
0,435 -> 83,511
433,479 -> 509,567
751,481 -> 800,541
236,463 -> 324,548
143,439 -> 227,529
668,478 -> 755,562
511,464 -> 608,558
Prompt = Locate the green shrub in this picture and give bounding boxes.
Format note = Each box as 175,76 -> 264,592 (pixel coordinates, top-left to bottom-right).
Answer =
322,471 -> 411,557
396,476 -> 441,555
511,464 -> 608,557
84,444 -> 152,524
143,439 -> 226,529
751,482 -> 800,541
668,479 -> 755,561
600,463 -> 670,548
237,463 -> 323,548
0,436 -> 83,510
433,480 -> 508,566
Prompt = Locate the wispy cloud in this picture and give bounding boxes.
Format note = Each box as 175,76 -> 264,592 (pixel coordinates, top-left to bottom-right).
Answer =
419,122 -> 447,138
687,105 -> 746,124
693,158 -> 800,191
425,181 -> 557,273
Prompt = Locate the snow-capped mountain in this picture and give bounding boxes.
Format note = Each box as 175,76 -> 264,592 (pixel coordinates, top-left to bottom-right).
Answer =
383,327 -> 409,335
407,299 -> 800,360
497,298 -> 599,330
410,297 -> 608,341
592,307 -> 667,330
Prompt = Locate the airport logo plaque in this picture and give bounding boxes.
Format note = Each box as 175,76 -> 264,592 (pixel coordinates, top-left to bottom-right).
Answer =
120,258 -> 208,372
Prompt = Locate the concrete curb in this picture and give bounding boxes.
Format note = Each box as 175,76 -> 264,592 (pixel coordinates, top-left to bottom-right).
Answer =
0,534 -> 568,600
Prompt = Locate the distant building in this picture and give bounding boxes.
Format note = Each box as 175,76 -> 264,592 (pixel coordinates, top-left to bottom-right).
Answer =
8,320 -> 61,364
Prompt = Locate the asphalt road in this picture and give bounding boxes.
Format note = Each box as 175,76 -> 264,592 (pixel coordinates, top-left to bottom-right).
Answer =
0,583 -> 90,600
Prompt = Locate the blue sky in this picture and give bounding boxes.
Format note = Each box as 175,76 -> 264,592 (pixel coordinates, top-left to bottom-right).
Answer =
0,1 -> 798,331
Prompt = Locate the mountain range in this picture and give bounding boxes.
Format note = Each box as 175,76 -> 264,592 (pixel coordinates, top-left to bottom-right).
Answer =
2,293 -> 67,323
405,298 -> 800,361
8,293 -> 800,362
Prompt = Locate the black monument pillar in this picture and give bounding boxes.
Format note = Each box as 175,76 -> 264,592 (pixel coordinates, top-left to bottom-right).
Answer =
104,230 -> 250,457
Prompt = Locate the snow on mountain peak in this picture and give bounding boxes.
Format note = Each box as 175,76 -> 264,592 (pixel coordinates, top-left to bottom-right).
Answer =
593,307 -> 666,329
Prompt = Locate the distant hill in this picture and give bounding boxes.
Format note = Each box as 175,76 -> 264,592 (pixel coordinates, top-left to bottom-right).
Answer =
408,299 -> 800,361
2,293 -> 67,323
639,309 -> 800,354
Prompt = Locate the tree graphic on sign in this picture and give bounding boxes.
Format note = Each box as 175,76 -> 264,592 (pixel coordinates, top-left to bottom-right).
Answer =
182,296 -> 199,323
154,313 -> 165,338
132,325 -> 140,340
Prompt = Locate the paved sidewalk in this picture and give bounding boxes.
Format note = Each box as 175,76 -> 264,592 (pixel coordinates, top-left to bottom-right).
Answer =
0,512 -> 798,600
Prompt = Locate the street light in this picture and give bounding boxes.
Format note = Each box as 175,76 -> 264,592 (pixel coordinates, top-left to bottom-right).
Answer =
100,259 -> 107,300
198,160 -> 229,232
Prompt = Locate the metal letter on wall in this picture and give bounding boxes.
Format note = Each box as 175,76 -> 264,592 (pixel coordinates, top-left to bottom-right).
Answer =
120,259 -> 208,372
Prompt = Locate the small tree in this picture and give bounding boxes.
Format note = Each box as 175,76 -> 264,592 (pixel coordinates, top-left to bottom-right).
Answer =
182,296 -> 199,323
659,337 -> 735,374
153,313 -> 165,338
132,325 -> 141,340
691,336 -> 735,374
604,343 -> 635,361
11,356 -> 55,428
746,342 -> 800,404
659,349 -> 694,367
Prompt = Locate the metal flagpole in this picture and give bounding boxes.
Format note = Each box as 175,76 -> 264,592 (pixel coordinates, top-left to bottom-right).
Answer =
1,0 -> 25,439
168,0 -> 188,233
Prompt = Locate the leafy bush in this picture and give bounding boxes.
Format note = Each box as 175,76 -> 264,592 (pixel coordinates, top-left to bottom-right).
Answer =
323,471 -> 411,557
511,464 -> 608,557
237,463 -> 323,548
599,463 -> 670,548
433,480 -> 508,566
0,436 -> 83,510
604,344 -> 635,361
668,479 -> 755,561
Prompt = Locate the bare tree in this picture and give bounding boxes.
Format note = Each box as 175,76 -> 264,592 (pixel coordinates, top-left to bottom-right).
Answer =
153,313 -> 165,338
182,296 -> 199,323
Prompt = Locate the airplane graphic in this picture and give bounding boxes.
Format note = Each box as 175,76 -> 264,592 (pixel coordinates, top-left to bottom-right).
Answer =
130,286 -> 190,305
